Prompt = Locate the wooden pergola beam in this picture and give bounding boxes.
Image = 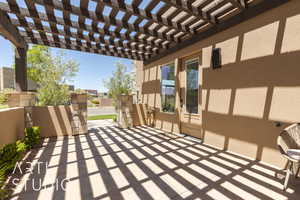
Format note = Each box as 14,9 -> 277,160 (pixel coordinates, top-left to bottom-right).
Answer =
226,0 -> 246,10
10,18 -> 156,54
24,36 -> 145,60
15,47 -> 28,91
160,0 -> 215,30
34,0 -> 177,43
21,31 -> 147,60
0,10 -> 26,48
94,0 -> 192,34
0,2 -> 167,50
0,9 -> 28,91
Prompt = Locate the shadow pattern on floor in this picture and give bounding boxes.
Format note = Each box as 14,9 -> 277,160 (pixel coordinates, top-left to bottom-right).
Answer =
5,124 -> 300,200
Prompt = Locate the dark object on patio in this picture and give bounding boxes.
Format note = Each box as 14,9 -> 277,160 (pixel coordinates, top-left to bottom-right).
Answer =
275,121 -> 282,127
211,48 -> 221,69
277,123 -> 300,190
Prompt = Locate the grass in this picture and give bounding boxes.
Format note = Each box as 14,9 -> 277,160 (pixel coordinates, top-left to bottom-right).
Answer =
87,114 -> 116,120
0,104 -> 8,109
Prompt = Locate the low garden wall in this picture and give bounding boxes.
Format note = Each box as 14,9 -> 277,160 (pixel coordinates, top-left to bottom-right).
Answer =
99,98 -> 114,107
0,104 -> 88,147
32,106 -> 73,137
0,107 -> 24,148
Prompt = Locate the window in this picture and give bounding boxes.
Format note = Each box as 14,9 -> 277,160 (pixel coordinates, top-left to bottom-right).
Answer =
161,63 -> 175,112
186,59 -> 199,114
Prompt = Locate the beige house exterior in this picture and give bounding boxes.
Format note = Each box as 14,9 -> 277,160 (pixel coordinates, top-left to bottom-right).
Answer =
135,0 -> 300,168
0,67 -> 15,90
0,67 -> 37,91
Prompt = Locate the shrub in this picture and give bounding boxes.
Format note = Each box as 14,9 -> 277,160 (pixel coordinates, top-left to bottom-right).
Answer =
0,127 -> 40,200
113,115 -> 117,122
0,188 -> 10,200
24,127 -> 41,149
0,140 -> 26,181
0,140 -> 26,200
0,89 -> 14,105
91,99 -> 100,105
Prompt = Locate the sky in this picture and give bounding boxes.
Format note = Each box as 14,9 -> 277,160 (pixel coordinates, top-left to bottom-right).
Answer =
0,36 -> 133,92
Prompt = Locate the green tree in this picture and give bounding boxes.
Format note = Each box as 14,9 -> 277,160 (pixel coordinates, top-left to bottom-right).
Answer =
104,62 -> 134,105
27,45 -> 51,83
26,45 -> 79,106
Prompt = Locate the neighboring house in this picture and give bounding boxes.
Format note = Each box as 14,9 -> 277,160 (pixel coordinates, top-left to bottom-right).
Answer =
0,67 -> 15,90
98,92 -> 108,98
0,67 -> 37,91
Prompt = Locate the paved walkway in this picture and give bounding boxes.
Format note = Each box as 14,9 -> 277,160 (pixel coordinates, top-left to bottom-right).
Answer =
7,121 -> 300,200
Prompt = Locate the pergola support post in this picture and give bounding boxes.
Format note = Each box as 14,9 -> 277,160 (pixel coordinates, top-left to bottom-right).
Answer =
15,47 -> 28,91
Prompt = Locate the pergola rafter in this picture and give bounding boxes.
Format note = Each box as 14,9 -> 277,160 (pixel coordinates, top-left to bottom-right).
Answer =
33,0 -> 178,43
94,0 -> 191,35
0,9 -> 26,48
22,31 -> 146,60
160,0 -> 215,30
226,0 -> 246,10
0,2 -> 163,50
0,0 -> 290,64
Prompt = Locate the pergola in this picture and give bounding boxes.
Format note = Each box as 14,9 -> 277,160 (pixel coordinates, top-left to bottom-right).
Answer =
0,0 -> 288,91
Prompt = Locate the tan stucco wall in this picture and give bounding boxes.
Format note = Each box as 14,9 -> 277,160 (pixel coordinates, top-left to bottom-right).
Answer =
138,1 -> 300,168
0,107 -> 24,148
32,106 -> 73,137
99,98 -> 114,107
132,104 -> 147,126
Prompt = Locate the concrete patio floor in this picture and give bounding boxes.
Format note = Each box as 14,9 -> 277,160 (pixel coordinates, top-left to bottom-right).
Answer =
7,120 -> 300,200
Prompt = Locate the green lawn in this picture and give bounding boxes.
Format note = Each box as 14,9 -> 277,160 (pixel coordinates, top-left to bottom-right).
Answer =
87,114 -> 116,120
0,104 -> 8,109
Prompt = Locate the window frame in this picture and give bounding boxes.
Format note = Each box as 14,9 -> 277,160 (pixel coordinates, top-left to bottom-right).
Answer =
160,62 -> 176,113
184,58 -> 200,114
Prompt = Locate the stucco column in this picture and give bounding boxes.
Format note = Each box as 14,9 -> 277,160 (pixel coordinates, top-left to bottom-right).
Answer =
7,92 -> 36,128
70,93 -> 87,135
117,94 -> 133,128
15,47 -> 28,91
174,58 -> 181,132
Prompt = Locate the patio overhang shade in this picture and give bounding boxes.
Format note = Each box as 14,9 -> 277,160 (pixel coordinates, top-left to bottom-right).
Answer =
0,0 -> 290,63
0,0 -> 288,62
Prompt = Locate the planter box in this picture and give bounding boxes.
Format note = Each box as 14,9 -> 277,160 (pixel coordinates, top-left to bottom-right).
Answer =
7,92 -> 36,107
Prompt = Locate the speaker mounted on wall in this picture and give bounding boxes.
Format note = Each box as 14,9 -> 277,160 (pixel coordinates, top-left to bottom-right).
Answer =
211,48 -> 221,69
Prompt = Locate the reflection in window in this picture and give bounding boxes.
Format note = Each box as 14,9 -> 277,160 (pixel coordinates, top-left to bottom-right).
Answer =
161,63 -> 175,112
186,59 -> 199,113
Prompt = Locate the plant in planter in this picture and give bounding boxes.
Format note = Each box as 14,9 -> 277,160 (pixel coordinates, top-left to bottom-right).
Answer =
24,127 -> 41,149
